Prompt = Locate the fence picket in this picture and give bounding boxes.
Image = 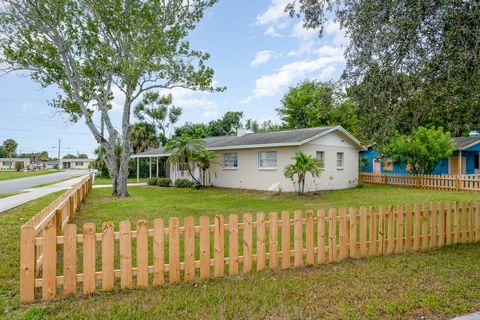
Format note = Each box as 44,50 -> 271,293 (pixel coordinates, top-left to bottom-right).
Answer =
454,202 -> 460,244
339,208 -> 348,260
317,209 -> 326,264
136,220 -> 149,288
446,203 -> 452,245
369,207 -> 376,256
430,204 -> 437,249
184,217 -> 195,281
378,206 -> 385,255
83,223 -> 96,295
199,216 -> 210,280
421,204 -> 429,251
20,226 -> 35,303
243,213 -> 253,273
153,219 -> 165,286
101,222 -> 114,291
469,202 -> 475,243
169,217 -> 180,284
328,208 -> 336,262
63,224 -> 77,296
413,204 -> 421,251
256,212 -> 266,271
305,210 -> 314,265
120,221 -> 132,289
396,206 -> 404,253
229,214 -> 239,275
359,207 -> 367,257
269,212 -> 279,270
294,211 -> 303,267
437,203 -> 445,247
214,215 -> 225,277
281,211 -> 291,269
42,223 -> 57,300
349,208 -> 357,258
476,202 -> 480,242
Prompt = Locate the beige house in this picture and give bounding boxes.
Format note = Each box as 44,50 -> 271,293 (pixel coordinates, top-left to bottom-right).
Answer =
0,158 -> 31,170
60,159 -> 93,170
133,126 -> 366,192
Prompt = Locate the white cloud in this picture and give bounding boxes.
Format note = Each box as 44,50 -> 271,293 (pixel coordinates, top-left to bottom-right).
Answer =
241,50 -> 345,103
291,21 -> 317,40
256,0 -> 291,25
264,26 -> 282,38
250,50 -> 274,67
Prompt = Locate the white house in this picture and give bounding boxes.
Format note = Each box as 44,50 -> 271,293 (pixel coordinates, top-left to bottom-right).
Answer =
0,158 -> 31,170
133,126 -> 366,192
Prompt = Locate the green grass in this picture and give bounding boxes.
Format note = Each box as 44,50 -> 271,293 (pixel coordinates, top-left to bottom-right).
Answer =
2,184 -> 480,319
0,170 -> 59,181
0,192 -> 24,199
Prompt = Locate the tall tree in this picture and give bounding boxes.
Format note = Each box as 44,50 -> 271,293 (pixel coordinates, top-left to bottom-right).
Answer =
130,122 -> 159,154
381,127 -> 455,174
2,139 -> 17,169
134,93 -> 182,145
277,80 -> 359,136
174,122 -> 212,139
0,0 -> 220,196
208,111 -> 244,136
287,0 -> 480,144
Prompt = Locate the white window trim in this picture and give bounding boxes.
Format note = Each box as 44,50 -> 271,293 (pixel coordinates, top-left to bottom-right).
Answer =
316,151 -> 325,170
336,152 -> 344,170
223,153 -> 238,170
258,151 -> 277,170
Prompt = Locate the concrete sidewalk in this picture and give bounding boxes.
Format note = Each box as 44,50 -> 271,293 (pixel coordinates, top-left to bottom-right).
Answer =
0,175 -> 88,213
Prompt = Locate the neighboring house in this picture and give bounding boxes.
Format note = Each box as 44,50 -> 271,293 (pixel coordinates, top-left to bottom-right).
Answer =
133,126 -> 366,192
0,158 -> 31,170
60,159 -> 93,170
360,132 -> 480,175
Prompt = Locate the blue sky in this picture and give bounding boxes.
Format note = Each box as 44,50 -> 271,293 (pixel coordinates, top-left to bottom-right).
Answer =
0,0 -> 347,158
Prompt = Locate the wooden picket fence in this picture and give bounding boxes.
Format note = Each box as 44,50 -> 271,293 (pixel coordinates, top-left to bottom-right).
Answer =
360,173 -> 480,191
20,199 -> 480,303
19,175 -> 93,302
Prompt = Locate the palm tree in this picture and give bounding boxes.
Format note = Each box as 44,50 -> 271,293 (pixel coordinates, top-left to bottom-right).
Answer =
284,151 -> 323,195
165,134 -> 204,183
2,138 -> 18,169
130,122 -> 159,154
195,149 -> 217,186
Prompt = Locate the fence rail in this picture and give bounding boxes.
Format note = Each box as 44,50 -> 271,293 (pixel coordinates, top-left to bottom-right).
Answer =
360,173 -> 480,191
20,175 -> 93,302
20,199 -> 480,302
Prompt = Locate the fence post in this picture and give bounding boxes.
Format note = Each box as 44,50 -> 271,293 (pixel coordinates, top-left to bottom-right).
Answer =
456,176 -> 460,192
55,209 -> 62,235
20,226 -> 35,303
69,195 -> 75,222
76,189 -> 81,212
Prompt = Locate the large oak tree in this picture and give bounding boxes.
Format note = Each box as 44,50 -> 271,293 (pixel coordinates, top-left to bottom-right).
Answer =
0,0 -> 220,196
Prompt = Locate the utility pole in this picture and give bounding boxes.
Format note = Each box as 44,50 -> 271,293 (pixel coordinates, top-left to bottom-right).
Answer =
57,139 -> 61,171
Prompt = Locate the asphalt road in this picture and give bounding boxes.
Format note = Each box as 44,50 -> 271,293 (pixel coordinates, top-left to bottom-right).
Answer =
0,170 -> 89,194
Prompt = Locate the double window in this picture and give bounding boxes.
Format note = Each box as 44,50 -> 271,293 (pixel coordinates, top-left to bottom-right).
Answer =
258,151 -> 277,169
336,152 -> 344,169
75,162 -> 84,166
223,153 -> 238,168
177,162 -> 189,172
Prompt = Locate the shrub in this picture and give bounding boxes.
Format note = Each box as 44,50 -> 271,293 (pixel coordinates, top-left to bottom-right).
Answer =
192,182 -> 203,189
15,161 -> 23,172
175,178 -> 193,188
147,178 -> 157,186
156,178 -> 172,187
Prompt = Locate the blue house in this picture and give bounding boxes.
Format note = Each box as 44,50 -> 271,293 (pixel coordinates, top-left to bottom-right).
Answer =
360,133 -> 480,175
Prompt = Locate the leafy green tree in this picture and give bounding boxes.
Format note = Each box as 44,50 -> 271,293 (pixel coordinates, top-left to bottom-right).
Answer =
284,151 -> 323,195
174,122 -> 212,139
245,119 -> 283,133
130,122 -> 159,154
0,0 -> 220,197
381,127 -> 455,174
208,111 -> 244,136
277,80 -> 359,135
134,93 -> 182,145
195,149 -> 217,186
286,0 -> 480,142
2,139 -> 17,169
0,147 -> 7,158
165,134 -> 204,183
77,154 -> 89,159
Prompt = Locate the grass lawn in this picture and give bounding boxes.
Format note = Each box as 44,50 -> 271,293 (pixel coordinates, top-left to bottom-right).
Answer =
93,177 -> 147,185
0,170 -> 59,181
2,184 -> 480,319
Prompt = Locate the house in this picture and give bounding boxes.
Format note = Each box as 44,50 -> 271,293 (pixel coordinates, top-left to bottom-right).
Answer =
360,132 -> 480,175
133,126 -> 366,192
60,159 -> 93,170
0,158 -> 31,170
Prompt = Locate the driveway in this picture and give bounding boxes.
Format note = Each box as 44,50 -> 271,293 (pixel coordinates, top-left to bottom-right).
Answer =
0,174 -> 89,213
0,170 -> 89,194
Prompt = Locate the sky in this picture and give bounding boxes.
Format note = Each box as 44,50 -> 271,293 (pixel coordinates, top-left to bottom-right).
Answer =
0,0 -> 348,159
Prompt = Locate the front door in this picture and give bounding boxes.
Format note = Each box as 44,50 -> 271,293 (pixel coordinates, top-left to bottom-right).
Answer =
373,159 -> 381,173
450,157 -> 466,175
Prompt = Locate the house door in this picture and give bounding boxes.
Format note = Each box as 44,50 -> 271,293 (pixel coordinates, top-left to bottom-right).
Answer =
373,159 -> 381,173
450,157 -> 466,175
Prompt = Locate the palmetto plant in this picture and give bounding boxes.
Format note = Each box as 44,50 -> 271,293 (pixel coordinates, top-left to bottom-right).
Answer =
165,134 -> 204,183
195,149 -> 217,186
2,138 -> 17,169
284,151 -> 323,195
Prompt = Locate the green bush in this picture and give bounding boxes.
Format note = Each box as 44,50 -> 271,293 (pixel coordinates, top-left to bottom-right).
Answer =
175,178 -> 193,188
147,178 -> 157,186
156,178 -> 172,187
15,161 -> 23,172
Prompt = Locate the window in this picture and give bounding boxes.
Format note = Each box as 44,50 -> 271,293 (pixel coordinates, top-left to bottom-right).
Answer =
75,162 -> 84,166
316,151 -> 325,169
177,162 -> 189,172
223,153 -> 238,168
475,154 -> 479,170
258,151 -> 277,169
336,152 -> 344,169
2,161 -> 11,166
